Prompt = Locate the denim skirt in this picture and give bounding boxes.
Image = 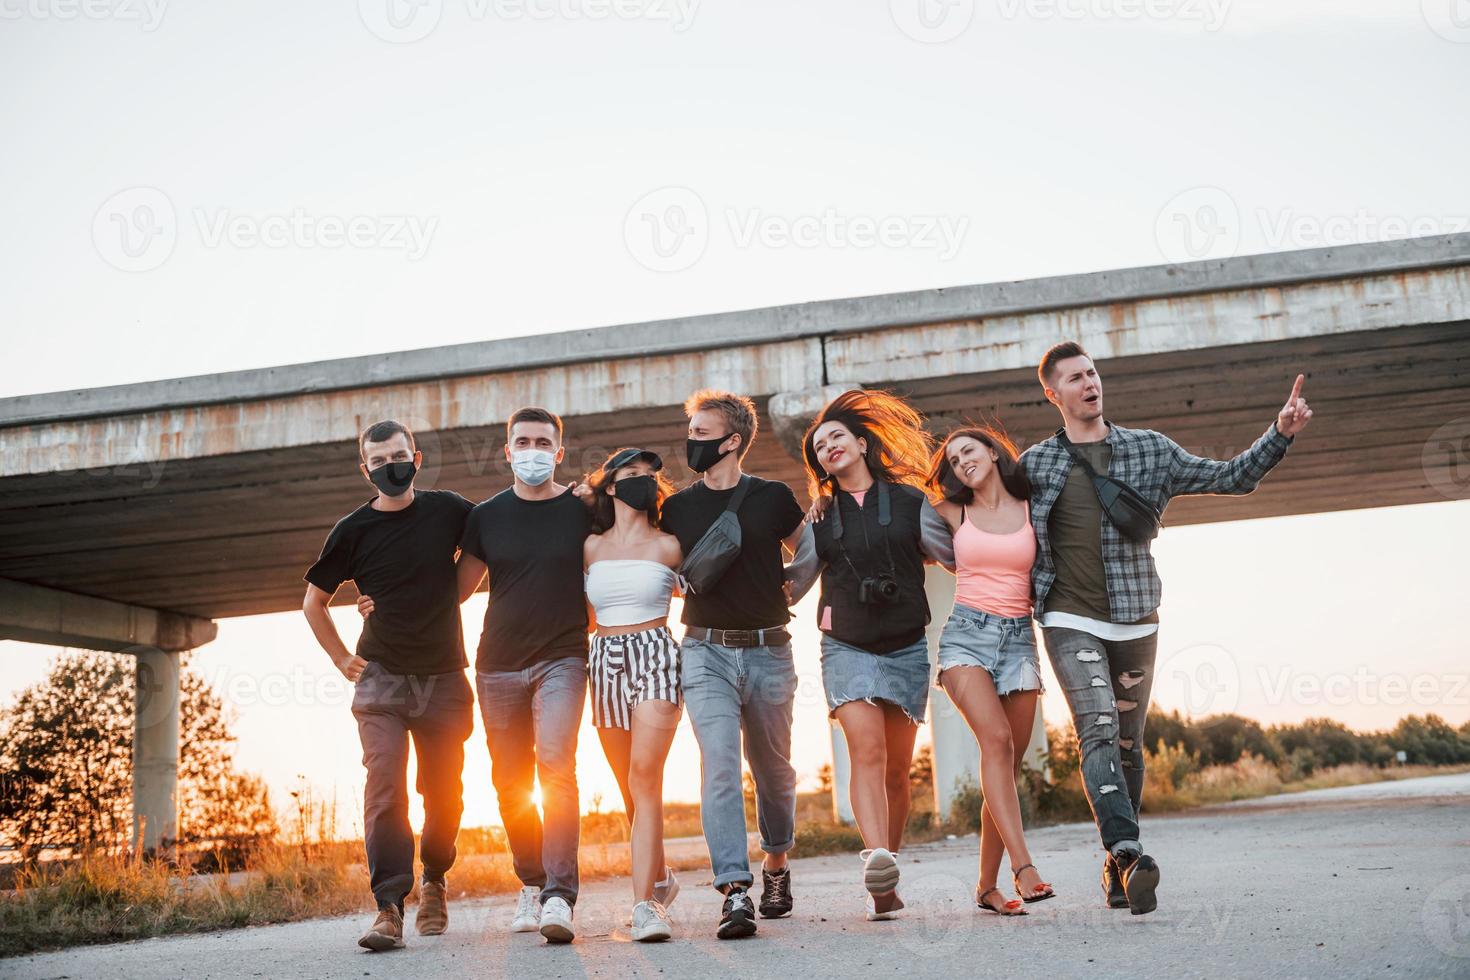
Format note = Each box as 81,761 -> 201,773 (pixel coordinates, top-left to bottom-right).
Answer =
819,633 -> 931,725
936,601 -> 1042,696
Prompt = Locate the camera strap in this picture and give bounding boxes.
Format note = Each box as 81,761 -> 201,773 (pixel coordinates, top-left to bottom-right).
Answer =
830,480 -> 896,580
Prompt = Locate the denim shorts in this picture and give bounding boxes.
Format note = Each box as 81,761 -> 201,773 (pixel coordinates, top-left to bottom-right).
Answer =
937,602 -> 1042,696
819,634 -> 930,725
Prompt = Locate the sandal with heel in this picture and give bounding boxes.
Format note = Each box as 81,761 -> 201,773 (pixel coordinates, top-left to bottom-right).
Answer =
975,886 -> 1028,916
1012,863 -> 1055,903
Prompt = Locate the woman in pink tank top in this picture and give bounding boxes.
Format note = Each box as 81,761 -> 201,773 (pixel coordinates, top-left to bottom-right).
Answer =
929,425 -> 1054,915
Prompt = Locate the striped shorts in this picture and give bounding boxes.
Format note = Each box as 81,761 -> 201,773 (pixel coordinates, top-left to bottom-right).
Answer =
588,626 -> 681,730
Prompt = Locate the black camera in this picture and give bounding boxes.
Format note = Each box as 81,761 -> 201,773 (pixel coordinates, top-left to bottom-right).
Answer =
858,574 -> 901,605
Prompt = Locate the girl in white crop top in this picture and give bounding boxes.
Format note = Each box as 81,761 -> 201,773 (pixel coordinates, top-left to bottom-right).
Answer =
581,447 -> 684,940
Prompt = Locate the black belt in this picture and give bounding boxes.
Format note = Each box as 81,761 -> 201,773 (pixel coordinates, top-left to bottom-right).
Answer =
685,626 -> 791,648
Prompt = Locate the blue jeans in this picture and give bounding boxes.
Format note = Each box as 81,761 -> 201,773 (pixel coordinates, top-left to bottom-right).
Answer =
1042,626 -> 1158,852
680,637 -> 798,890
476,657 -> 587,906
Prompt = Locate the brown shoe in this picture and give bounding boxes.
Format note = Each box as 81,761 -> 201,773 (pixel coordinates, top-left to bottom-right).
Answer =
358,905 -> 405,951
416,878 -> 449,936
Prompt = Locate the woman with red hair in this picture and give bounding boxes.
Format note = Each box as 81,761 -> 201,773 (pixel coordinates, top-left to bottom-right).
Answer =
792,389 -> 954,922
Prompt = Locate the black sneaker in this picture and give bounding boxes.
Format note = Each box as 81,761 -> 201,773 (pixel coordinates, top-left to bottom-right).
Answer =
717,886 -> 758,939
1119,853 -> 1160,916
1101,855 -> 1128,909
758,866 -> 793,918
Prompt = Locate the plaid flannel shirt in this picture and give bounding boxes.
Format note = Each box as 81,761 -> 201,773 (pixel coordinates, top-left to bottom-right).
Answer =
1021,420 -> 1293,624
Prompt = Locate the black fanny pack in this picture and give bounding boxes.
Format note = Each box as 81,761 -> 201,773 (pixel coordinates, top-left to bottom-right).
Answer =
679,475 -> 751,595
1056,430 -> 1163,542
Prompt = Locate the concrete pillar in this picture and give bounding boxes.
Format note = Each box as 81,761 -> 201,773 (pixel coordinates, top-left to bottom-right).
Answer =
0,580 -> 215,856
828,722 -> 856,825
924,566 -> 981,822
133,647 -> 181,855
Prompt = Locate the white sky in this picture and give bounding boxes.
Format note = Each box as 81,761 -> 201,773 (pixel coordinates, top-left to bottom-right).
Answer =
2,0 -> 1467,832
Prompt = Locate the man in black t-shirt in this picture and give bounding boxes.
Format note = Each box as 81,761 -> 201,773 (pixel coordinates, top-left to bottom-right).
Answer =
456,406 -> 591,944
661,390 -> 806,939
303,420 -> 475,951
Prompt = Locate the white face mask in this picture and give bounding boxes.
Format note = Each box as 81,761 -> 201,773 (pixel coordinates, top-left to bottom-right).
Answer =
510,448 -> 556,486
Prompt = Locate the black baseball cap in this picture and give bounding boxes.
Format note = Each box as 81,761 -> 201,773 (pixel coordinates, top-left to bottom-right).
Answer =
603,447 -> 664,473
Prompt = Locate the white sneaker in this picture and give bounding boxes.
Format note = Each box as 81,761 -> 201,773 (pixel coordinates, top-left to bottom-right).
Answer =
539,896 -> 575,943
860,848 -> 900,895
653,867 -> 680,908
865,891 -> 905,921
631,900 -> 673,942
510,886 -> 541,933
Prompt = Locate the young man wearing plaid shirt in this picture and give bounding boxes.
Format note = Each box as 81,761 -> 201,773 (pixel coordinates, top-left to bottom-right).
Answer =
1022,341 -> 1314,915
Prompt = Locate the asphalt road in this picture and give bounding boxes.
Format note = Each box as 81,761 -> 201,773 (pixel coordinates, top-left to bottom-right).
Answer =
10,773 -> 1470,980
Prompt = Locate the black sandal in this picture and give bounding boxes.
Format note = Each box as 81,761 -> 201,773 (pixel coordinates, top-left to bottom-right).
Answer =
1012,864 -> 1055,903
975,886 -> 1027,916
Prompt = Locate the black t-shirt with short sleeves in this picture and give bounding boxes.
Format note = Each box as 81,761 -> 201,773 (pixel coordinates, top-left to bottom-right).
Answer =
460,486 -> 592,673
304,489 -> 473,675
660,475 -> 805,630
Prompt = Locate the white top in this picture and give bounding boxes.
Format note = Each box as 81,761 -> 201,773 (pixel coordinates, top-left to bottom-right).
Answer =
585,559 -> 679,627
1038,610 -> 1159,641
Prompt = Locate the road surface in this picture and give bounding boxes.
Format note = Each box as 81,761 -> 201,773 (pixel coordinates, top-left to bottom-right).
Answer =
10,773 -> 1470,979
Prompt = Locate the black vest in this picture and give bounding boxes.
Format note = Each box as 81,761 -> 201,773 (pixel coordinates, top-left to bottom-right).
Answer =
812,480 -> 930,654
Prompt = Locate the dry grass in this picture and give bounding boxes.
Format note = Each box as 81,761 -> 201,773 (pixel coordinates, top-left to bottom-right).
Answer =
8,764 -> 1467,958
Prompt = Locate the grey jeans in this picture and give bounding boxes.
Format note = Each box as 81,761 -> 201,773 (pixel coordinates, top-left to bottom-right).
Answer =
1042,626 -> 1159,852
352,662 -> 475,910
476,657 -> 587,906
680,637 -> 798,890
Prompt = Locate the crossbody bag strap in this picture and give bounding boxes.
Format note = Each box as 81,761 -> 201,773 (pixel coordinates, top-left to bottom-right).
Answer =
725,474 -> 752,513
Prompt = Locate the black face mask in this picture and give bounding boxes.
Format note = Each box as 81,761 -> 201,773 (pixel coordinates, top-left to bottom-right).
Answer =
612,475 -> 658,512
368,460 -> 417,497
686,435 -> 735,474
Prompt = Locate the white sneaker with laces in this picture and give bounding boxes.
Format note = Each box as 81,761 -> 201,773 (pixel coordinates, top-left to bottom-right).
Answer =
653,867 -> 679,908
631,899 -> 673,942
539,896 -> 575,943
510,886 -> 541,933
860,847 -> 900,895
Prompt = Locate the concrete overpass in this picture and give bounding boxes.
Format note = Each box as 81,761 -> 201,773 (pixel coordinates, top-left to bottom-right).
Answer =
3,234 -> 1468,851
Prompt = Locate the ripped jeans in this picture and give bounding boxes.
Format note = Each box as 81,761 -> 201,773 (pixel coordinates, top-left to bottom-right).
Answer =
1042,626 -> 1158,851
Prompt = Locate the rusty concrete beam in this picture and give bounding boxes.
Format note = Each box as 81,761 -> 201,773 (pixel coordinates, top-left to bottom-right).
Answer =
0,339 -> 823,478
0,577 -> 217,653
825,266 -> 1470,387
3,234 -> 1468,429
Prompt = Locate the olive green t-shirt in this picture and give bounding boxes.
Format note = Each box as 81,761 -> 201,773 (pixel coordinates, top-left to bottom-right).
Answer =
1044,441 -> 1115,621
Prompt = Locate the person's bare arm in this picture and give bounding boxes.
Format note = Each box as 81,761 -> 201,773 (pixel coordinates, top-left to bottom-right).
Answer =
302,584 -> 367,682
457,552 -> 488,603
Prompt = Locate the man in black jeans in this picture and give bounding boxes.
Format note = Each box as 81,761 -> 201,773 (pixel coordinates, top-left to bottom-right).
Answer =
302,419 -> 475,951
1022,341 -> 1313,915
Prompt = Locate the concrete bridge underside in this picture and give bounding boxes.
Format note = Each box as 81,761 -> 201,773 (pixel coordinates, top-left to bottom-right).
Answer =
3,234 -> 1468,848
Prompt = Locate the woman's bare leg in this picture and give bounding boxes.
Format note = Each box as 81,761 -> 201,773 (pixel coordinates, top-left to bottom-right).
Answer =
941,667 -> 1034,888
834,700 -> 891,850
628,699 -> 680,901
881,705 -> 919,854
